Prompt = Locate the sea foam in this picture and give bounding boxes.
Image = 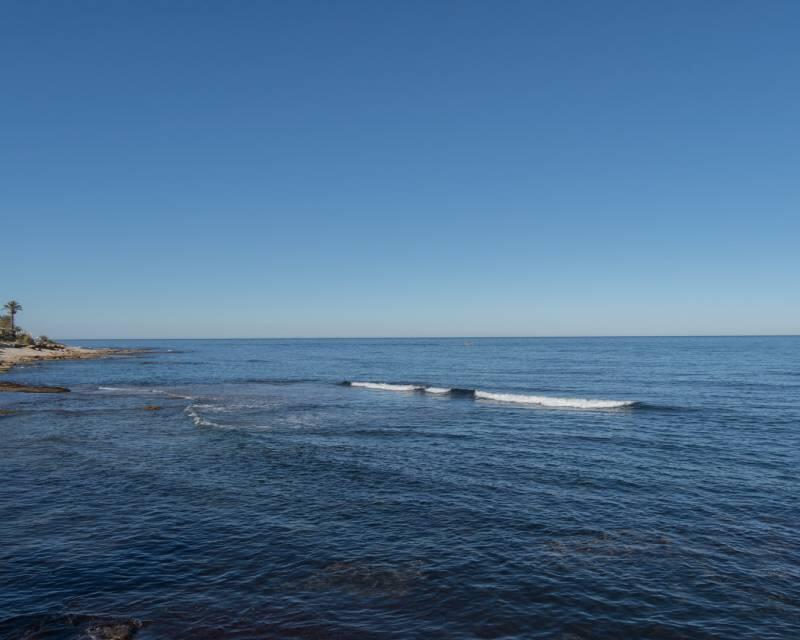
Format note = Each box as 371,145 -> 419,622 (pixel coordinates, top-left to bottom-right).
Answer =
350,382 -> 422,391
474,390 -> 634,409
346,380 -> 634,409
99,386 -> 165,394
424,387 -> 451,394
185,404 -> 221,427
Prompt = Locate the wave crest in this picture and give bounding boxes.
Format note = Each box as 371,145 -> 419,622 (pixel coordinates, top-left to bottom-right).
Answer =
424,387 -> 451,394
474,390 -> 634,409
185,404 -> 221,427
350,382 -> 422,392
346,381 -> 634,410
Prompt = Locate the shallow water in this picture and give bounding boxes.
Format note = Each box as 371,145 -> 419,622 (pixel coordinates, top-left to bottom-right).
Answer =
1,337 -> 798,639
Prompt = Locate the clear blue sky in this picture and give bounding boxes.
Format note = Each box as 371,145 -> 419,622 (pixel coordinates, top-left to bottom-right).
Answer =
3,1 -> 798,338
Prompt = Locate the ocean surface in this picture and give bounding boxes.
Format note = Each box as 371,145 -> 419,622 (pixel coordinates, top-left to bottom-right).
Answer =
1,337 -> 798,639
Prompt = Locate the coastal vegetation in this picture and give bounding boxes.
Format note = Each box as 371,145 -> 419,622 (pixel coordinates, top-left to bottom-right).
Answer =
1,300 -> 63,349
1,304 -> 138,377
3,300 -> 21,334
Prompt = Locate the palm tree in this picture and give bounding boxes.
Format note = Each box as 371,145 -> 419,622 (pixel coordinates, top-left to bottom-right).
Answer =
4,300 -> 22,336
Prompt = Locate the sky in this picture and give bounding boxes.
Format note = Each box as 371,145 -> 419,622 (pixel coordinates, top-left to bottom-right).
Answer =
2,1 -> 798,338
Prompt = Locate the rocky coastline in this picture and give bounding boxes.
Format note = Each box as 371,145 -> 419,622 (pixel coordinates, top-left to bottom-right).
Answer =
0,344 -> 142,392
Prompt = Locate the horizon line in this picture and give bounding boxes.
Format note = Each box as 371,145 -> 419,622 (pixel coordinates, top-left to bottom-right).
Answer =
60,334 -> 800,341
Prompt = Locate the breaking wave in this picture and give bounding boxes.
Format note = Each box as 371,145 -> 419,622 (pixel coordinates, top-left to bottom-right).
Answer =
185,404 -> 222,427
474,390 -> 634,409
344,381 -> 635,410
348,382 -> 461,395
350,382 -> 423,392
424,387 -> 451,394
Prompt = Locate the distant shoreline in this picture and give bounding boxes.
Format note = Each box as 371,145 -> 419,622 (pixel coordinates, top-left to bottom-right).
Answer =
0,344 -> 138,374
56,334 -> 800,341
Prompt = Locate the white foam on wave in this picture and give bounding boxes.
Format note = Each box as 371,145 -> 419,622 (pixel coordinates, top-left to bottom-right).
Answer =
350,382 -> 422,392
183,404 -> 288,431
99,386 -> 193,399
184,404 -> 222,427
189,403 -> 226,412
474,390 -> 634,409
424,387 -> 451,394
98,386 -> 165,394
345,380 -> 636,410
166,392 -> 195,400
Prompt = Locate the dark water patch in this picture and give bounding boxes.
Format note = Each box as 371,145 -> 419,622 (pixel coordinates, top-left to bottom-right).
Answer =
543,528 -> 675,562
304,559 -> 425,597
0,614 -> 143,640
448,387 -> 476,398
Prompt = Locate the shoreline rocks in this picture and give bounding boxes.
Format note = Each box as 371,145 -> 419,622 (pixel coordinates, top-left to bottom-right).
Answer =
0,381 -> 71,393
0,345 -> 143,373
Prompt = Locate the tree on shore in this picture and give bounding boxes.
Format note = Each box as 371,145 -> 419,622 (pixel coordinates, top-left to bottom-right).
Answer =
3,301 -> 22,336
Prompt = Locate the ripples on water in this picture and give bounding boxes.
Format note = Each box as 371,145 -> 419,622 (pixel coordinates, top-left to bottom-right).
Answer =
0,338 -> 798,639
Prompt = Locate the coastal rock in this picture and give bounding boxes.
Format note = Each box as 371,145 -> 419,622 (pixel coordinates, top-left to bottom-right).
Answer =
0,381 -> 70,393
85,620 -> 142,640
0,345 -> 146,373
0,614 -> 142,640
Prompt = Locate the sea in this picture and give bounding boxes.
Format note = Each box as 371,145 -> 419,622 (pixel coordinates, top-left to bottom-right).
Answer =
0,337 -> 798,639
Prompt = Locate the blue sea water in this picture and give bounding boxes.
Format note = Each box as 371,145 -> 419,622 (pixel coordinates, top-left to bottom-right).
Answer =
0,337 -> 798,639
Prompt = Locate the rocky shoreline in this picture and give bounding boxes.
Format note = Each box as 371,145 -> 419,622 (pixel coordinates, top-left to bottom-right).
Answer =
0,344 -> 140,373
0,381 -> 71,393
0,345 -> 143,392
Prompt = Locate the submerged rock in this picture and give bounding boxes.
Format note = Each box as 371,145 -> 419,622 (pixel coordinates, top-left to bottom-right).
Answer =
0,614 -> 142,639
85,620 -> 142,640
0,381 -> 70,393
